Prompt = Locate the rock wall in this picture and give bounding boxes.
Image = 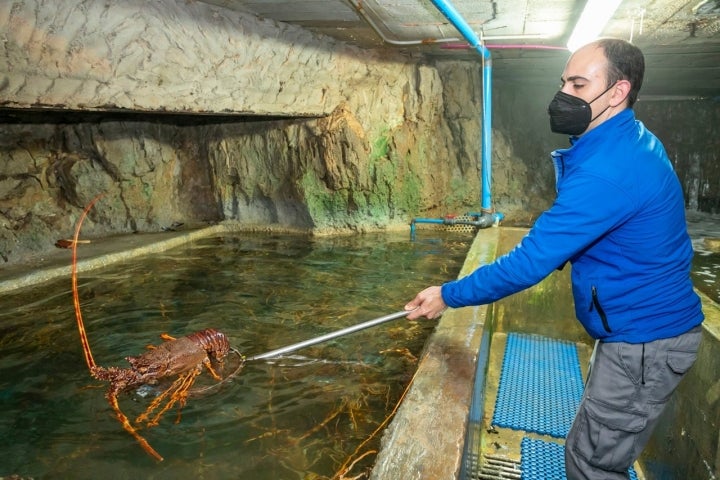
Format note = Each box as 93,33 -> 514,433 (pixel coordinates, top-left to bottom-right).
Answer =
0,0 -> 506,267
0,83 -> 490,266
636,99 -> 720,213
0,0 -> 495,266
491,81 -> 720,222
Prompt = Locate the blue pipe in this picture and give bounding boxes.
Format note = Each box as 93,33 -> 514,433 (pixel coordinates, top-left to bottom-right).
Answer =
430,0 -> 494,213
409,1 -> 503,239
480,61 -> 493,212
430,0 -> 491,60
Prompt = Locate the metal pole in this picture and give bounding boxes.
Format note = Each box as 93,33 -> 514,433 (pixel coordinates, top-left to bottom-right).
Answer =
247,310 -> 411,361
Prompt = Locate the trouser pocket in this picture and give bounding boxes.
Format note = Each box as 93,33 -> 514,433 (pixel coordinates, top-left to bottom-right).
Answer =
646,326 -> 702,403
570,399 -> 647,472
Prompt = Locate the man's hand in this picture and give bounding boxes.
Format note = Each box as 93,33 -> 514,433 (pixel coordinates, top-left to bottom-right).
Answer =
405,286 -> 447,320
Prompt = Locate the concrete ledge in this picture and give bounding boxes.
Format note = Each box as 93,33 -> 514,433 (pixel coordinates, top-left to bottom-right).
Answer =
645,290 -> 720,479
370,227 -> 500,479
0,221 -> 311,294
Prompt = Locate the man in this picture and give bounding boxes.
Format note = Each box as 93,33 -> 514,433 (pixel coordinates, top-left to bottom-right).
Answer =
405,38 -> 704,480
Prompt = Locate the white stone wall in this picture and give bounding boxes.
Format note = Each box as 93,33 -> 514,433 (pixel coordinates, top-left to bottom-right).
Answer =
0,0 -> 412,133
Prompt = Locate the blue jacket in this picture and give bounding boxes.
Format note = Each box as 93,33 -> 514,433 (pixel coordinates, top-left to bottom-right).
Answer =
441,109 -> 703,343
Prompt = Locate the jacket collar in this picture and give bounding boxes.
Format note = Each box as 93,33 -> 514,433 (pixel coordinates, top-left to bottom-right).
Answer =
554,108 -> 636,158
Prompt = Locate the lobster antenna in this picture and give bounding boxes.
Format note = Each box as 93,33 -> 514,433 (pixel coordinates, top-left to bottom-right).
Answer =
72,193 -> 105,372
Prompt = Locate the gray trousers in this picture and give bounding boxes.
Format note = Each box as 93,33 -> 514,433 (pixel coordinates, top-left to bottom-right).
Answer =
564,325 -> 703,480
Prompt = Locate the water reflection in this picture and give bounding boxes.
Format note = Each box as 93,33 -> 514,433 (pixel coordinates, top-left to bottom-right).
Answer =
0,232 -> 470,480
687,211 -> 720,303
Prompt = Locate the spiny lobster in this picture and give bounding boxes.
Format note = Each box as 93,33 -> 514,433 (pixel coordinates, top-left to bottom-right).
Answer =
71,194 -> 242,461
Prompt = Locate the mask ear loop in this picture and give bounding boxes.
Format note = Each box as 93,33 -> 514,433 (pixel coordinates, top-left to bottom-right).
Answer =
589,81 -> 618,122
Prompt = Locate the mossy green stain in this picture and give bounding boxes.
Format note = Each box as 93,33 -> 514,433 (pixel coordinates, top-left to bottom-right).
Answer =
301,128 -> 435,224
300,171 -> 348,224
370,129 -> 391,163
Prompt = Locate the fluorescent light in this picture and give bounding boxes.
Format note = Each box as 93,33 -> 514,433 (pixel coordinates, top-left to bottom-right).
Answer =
567,0 -> 623,52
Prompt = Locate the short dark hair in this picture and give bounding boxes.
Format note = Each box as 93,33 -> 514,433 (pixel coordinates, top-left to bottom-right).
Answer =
596,38 -> 645,107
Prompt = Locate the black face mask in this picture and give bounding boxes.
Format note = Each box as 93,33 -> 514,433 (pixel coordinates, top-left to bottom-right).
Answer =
547,83 -> 615,136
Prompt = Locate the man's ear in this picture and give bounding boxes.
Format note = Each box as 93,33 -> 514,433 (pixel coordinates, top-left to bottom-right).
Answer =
611,79 -> 632,107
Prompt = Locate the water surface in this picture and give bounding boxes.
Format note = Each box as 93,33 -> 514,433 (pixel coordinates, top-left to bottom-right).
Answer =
0,231 -> 470,479
687,211 -> 720,304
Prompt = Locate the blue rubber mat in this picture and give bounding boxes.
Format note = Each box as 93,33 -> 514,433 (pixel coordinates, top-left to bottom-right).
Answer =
520,437 -> 639,480
492,333 -> 584,438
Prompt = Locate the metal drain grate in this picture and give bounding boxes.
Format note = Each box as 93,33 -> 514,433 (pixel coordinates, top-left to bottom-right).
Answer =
444,215 -> 481,233
472,454 -> 522,479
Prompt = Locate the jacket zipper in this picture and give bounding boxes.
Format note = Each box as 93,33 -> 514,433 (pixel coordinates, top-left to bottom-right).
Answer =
590,286 -> 611,333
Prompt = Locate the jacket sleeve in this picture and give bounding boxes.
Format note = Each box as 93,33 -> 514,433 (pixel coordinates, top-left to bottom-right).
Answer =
441,172 -> 634,308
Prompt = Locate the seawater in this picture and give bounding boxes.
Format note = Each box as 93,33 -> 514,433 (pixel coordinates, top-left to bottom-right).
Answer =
687,211 -> 720,304
0,231 -> 470,479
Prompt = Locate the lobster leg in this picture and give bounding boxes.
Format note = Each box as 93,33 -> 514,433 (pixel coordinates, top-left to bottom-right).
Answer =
202,357 -> 223,381
136,368 -> 201,427
142,333 -> 174,351
168,369 -> 200,425
106,392 -> 164,462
